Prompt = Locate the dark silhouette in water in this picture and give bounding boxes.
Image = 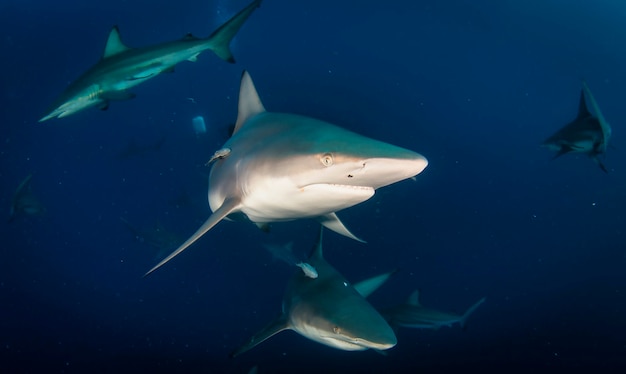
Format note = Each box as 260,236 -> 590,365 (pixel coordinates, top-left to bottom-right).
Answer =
8,174 -> 45,223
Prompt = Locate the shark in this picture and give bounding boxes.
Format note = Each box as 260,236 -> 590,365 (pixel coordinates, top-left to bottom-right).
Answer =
9,174 -> 45,223
380,290 -> 486,330
144,70 -> 428,275
542,81 -> 612,172
39,0 -> 262,122
230,228 -> 397,357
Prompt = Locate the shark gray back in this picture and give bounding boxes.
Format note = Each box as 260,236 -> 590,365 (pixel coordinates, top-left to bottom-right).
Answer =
542,81 -> 612,172
145,70 -> 428,275
230,227 -> 397,357
39,0 -> 262,121
380,289 -> 486,330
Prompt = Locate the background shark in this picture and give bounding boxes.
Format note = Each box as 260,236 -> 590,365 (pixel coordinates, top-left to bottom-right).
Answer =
145,70 -> 428,275
39,0 -> 262,122
380,290 -> 486,331
230,228 -> 397,357
8,174 -> 45,223
542,81 -> 612,172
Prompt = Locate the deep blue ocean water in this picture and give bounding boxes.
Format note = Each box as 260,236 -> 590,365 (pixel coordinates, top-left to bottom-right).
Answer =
2,0 -> 626,372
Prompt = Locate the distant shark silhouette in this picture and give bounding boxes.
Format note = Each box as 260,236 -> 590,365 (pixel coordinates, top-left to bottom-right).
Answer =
39,0 -> 262,121
8,174 -> 45,223
144,71 -> 428,275
542,81 -> 612,172
117,136 -> 165,160
231,228 -> 397,357
380,290 -> 485,330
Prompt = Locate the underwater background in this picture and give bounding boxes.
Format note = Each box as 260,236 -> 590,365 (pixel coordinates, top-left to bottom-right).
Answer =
1,0 -> 626,372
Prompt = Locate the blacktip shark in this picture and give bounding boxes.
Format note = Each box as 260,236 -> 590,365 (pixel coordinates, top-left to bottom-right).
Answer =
9,174 -> 45,223
231,228 -> 397,357
39,0 -> 262,122
542,81 -> 612,172
380,290 -> 486,330
144,71 -> 428,275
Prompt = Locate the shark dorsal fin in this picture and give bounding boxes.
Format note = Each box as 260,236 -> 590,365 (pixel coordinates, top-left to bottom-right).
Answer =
582,81 -> 612,154
103,26 -> 131,59
233,71 -> 266,136
577,89 -> 591,119
407,289 -> 421,306
353,270 -> 396,298
309,226 -> 324,261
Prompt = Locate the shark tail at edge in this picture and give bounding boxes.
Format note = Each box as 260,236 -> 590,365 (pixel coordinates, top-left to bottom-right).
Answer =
206,0 -> 263,63
460,297 -> 486,330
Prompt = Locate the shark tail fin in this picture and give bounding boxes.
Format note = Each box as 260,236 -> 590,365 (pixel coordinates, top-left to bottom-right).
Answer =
206,0 -> 262,63
460,297 -> 486,330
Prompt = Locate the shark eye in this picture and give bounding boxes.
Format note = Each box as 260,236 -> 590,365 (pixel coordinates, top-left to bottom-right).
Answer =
320,153 -> 334,167
333,326 -> 341,334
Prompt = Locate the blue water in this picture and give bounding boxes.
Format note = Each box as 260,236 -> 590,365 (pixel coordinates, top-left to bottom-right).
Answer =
2,0 -> 626,372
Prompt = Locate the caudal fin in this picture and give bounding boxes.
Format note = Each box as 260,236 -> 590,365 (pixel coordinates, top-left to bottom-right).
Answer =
460,297 -> 486,330
207,0 -> 262,63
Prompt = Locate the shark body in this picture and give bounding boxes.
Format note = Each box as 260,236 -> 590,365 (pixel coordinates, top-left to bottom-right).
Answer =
145,71 -> 428,275
542,82 -> 612,172
39,0 -> 262,122
231,228 -> 397,356
380,290 -> 485,330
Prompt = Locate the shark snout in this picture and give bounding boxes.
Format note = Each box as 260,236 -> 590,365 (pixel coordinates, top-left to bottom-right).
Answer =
353,153 -> 428,189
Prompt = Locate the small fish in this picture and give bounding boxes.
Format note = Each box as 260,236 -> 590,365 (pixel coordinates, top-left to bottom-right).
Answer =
295,262 -> 318,279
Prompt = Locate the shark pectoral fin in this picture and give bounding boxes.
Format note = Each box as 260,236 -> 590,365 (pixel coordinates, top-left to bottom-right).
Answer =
207,0 -> 262,63
230,315 -> 289,358
460,297 -> 486,330
591,155 -> 609,173
144,197 -> 241,276
255,222 -> 271,232
102,91 -> 136,101
353,269 -> 397,298
373,349 -> 389,356
315,213 -> 365,243
98,102 -> 110,111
